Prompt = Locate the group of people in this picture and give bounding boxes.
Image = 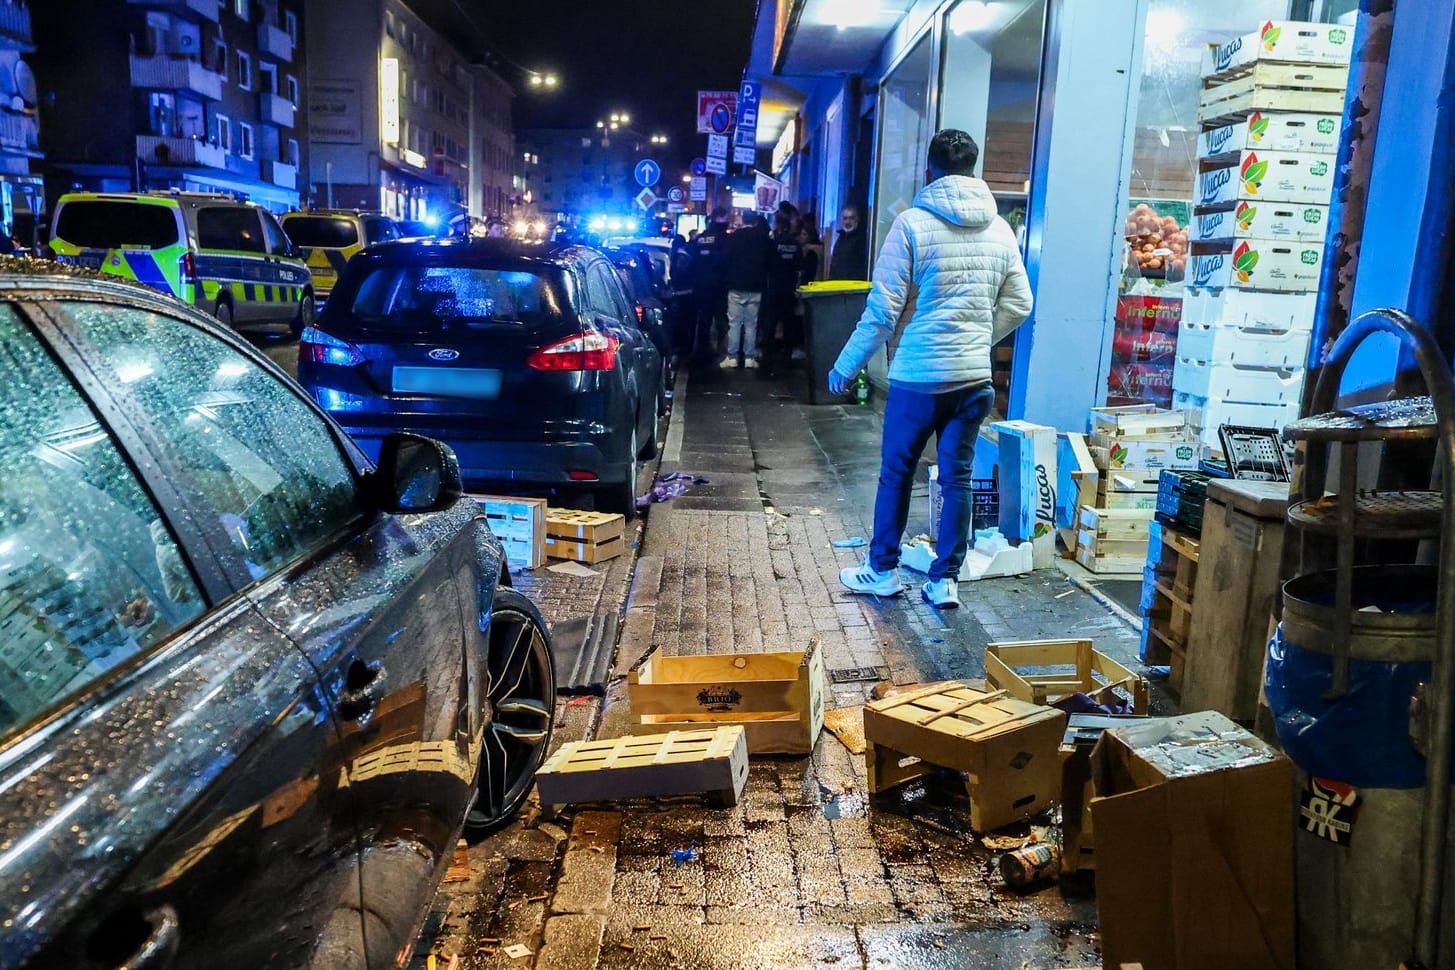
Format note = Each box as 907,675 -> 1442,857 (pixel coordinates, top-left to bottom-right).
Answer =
670,202 -> 870,368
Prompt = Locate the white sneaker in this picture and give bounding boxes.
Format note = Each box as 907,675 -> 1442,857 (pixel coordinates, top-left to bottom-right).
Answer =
790,348 -> 807,362
922,578 -> 960,610
743,357 -> 760,369
718,357 -> 736,368
839,563 -> 903,596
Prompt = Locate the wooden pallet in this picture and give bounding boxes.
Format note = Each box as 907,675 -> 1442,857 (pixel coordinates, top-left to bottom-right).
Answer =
985,639 -> 1149,715
1143,527 -> 1201,687
534,726 -> 748,814
863,682 -> 1066,833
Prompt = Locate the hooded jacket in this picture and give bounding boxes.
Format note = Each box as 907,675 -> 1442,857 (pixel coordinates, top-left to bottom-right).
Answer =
831,175 -> 1033,388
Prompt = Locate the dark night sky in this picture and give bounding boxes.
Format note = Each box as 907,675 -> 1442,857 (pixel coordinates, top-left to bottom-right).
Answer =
409,0 -> 758,170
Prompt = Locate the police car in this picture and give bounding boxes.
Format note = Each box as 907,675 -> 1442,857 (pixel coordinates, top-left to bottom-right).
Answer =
50,191 -> 315,336
280,209 -> 401,303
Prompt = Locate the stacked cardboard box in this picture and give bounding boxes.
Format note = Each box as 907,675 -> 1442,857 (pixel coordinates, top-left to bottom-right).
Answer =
480,495 -> 548,569
1075,407 -> 1198,574
545,508 -> 626,564
1180,21 -> 1352,451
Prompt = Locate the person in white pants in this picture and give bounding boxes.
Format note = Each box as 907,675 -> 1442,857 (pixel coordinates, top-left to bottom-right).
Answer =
725,291 -> 761,367
720,215 -> 772,368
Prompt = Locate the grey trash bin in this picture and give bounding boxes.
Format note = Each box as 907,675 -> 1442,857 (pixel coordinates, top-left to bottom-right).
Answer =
798,281 -> 871,404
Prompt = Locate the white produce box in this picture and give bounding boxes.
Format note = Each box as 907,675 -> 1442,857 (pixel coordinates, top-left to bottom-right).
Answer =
1177,322 -> 1313,370
1190,239 -> 1324,292
1196,150 -> 1335,209
1199,111 -> 1343,157
1174,391 -> 1302,451
1183,286 -> 1317,329
1173,358 -> 1306,405
1203,20 -> 1354,77
1193,202 -> 1328,244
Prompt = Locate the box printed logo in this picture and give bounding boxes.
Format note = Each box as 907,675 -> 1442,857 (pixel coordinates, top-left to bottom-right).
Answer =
1240,152 -> 1267,194
1213,34 -> 1244,72
1248,112 -> 1269,142
1310,159 -> 1329,177
1235,201 -> 1257,232
696,686 -> 743,712
1300,776 -> 1360,845
1317,117 -> 1337,135
1199,166 -> 1232,204
1260,20 -> 1282,51
1303,207 -> 1323,225
1191,252 -> 1225,288
1233,241 -> 1260,283
1300,249 -> 1320,265
1329,27 -> 1348,44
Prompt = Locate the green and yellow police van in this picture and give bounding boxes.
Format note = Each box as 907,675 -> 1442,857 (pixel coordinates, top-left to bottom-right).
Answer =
280,209 -> 401,303
50,191 -> 315,336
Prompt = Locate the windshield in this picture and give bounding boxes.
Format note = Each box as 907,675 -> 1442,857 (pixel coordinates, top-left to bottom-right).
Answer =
54,201 -> 181,250
348,265 -> 570,331
282,215 -> 360,249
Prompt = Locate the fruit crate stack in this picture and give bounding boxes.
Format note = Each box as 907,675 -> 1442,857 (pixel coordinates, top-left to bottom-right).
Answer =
1076,406 -> 1200,574
1178,20 -> 1353,453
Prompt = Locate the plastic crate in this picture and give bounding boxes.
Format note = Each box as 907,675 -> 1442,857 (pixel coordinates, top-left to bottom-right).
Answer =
1155,469 -> 1214,537
972,478 -> 999,532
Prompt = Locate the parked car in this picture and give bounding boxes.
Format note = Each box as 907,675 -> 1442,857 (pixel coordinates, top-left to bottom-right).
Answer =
0,262 -> 555,969
281,210 -> 402,303
601,245 -> 672,367
297,238 -> 664,516
50,191 -> 315,337
601,234 -> 672,287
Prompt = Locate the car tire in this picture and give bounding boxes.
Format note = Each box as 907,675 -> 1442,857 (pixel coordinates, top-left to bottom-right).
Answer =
292,291 -> 316,339
214,299 -> 233,329
599,427 -> 640,520
464,587 -> 556,840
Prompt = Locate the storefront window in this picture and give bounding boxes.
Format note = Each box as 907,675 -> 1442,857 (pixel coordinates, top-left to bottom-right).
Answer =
872,32 -> 935,258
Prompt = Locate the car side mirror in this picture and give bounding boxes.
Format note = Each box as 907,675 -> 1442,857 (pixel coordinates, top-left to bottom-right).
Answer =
373,433 -> 463,513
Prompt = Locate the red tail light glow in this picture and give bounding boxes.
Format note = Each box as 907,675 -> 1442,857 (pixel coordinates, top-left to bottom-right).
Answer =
566,469 -> 599,482
528,331 -> 619,371
180,252 -> 199,285
299,326 -> 365,367
635,305 -> 644,323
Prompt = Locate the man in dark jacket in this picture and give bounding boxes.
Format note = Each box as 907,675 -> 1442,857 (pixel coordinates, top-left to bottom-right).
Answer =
828,204 -> 869,280
765,211 -> 804,356
721,214 -> 773,368
690,207 -> 731,358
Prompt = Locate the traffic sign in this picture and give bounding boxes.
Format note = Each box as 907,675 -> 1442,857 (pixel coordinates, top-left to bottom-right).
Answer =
696,90 -> 737,135
690,157 -> 707,177
634,187 -> 658,210
634,159 -> 661,188
705,155 -> 727,175
733,145 -> 756,166
710,103 -> 733,134
667,186 -> 686,204
706,133 -> 729,159
739,80 -> 762,109
689,176 -> 707,201
668,203 -> 687,214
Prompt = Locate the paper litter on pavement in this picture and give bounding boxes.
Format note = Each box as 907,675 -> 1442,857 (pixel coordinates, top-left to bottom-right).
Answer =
822,706 -> 867,755
547,561 -> 599,578
503,943 -> 533,959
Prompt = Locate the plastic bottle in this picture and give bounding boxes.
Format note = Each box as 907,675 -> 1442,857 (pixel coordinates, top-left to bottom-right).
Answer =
854,372 -> 870,406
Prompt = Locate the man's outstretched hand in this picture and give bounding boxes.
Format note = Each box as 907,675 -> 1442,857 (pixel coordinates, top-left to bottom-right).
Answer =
828,368 -> 853,396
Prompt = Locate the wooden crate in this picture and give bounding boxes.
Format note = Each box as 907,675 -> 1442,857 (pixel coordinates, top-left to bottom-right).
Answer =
1200,60 -> 1349,110
534,726 -> 748,813
1199,84 -> 1347,125
546,508 -> 625,544
479,495 -> 547,569
545,534 -> 626,564
628,644 -> 825,755
863,681 -> 1066,833
1090,405 -> 1187,439
1076,506 -> 1154,572
1144,527 -> 1201,690
985,639 -> 1149,715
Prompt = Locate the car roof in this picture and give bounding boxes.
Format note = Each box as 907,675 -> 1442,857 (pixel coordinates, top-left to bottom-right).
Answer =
57,191 -> 266,214
355,237 -> 606,271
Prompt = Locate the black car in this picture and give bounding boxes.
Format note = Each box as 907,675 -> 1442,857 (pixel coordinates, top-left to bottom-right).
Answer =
0,263 -> 555,969
602,245 -> 672,366
298,239 -> 664,515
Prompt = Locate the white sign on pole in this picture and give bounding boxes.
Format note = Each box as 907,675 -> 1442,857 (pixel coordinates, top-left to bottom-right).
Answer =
634,187 -> 658,210
754,172 -> 783,213
733,145 -> 757,166
668,203 -> 687,214
689,176 -> 708,201
697,90 -> 738,135
706,133 -> 729,159
705,155 -> 727,175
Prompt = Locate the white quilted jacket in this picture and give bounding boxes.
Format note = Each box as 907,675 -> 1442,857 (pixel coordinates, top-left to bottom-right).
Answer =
832,175 -> 1033,387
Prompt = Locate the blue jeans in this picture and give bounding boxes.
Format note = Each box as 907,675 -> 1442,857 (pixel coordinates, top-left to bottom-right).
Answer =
870,384 -> 995,581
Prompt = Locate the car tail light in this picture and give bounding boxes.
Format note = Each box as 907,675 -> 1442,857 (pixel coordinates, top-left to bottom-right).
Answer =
635,305 -> 644,324
300,326 -> 364,367
566,469 -> 599,482
528,331 -> 619,371
179,252 -> 199,286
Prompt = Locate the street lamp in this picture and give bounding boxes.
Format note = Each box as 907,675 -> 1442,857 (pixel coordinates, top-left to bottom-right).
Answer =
650,134 -> 669,145
681,174 -> 692,183
526,71 -> 559,90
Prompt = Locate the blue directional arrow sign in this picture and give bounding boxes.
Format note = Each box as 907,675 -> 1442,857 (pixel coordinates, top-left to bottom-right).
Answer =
690,157 -> 707,176
634,159 -> 661,188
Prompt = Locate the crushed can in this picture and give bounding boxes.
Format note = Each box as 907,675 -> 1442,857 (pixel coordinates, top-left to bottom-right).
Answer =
1000,843 -> 1059,888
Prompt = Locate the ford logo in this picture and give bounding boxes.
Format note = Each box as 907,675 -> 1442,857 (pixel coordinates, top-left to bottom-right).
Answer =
428,348 -> 460,362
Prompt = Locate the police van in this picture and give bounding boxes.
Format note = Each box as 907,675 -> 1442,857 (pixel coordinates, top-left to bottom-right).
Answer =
280,209 -> 400,302
50,191 -> 315,336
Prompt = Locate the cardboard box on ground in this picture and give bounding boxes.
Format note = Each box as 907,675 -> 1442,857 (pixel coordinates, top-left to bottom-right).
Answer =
1091,711 -> 1295,970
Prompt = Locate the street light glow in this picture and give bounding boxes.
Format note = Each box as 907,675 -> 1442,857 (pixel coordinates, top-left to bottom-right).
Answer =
544,75 -> 558,87
621,114 -> 631,124
682,174 -> 692,182
529,75 -> 543,86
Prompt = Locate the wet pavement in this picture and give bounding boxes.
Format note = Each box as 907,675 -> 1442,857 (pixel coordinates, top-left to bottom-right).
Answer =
410,360 -> 1165,969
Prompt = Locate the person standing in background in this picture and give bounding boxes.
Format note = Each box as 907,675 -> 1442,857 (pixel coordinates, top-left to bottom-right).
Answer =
691,208 -> 731,360
790,221 -> 824,363
828,205 -> 869,280
765,211 -> 804,359
721,214 -> 773,369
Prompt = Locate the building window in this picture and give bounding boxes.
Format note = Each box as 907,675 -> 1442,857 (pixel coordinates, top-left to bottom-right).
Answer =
211,37 -> 228,75
239,122 -> 254,159
284,9 -> 298,44
287,137 -> 300,168
258,61 -> 278,96
234,0 -> 249,19
285,74 -> 299,107
215,113 -> 231,152
237,50 -> 252,91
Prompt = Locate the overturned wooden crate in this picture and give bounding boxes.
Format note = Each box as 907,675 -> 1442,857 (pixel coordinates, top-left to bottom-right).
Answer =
862,681 -> 1066,833
985,638 -> 1149,715
545,508 -> 626,564
534,725 -> 748,814
628,644 -> 825,755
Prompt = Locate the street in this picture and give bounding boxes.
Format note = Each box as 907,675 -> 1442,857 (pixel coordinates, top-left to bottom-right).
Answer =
409,361 -> 1162,970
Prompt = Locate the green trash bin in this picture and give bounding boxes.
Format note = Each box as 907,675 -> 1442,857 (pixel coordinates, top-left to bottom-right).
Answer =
798,280 -> 871,405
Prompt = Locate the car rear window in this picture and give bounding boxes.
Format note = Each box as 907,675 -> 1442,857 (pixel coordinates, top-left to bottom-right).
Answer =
347,265 -> 569,331
283,215 -> 360,249
54,201 -> 180,249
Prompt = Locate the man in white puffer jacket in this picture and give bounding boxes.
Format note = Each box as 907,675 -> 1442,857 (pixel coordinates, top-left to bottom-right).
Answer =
830,129 -> 1033,609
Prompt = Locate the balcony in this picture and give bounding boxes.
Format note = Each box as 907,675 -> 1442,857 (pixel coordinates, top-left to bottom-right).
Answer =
257,22 -> 293,61
137,135 -> 227,170
126,0 -> 221,23
262,159 -> 296,190
0,111 -> 39,157
0,2 -> 32,49
258,91 -> 295,128
129,54 -> 223,101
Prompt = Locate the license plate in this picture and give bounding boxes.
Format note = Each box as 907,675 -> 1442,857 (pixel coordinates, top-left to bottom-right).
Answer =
392,366 -> 502,400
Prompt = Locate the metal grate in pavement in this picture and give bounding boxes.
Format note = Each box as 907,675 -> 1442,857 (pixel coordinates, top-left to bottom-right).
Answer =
828,665 -> 891,684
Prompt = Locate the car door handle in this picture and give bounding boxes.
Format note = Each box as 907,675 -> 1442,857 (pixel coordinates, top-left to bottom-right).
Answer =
338,659 -> 386,723
113,905 -> 179,969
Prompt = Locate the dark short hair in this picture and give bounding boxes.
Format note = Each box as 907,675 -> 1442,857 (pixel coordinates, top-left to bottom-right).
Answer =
927,129 -> 980,177
710,206 -> 729,221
